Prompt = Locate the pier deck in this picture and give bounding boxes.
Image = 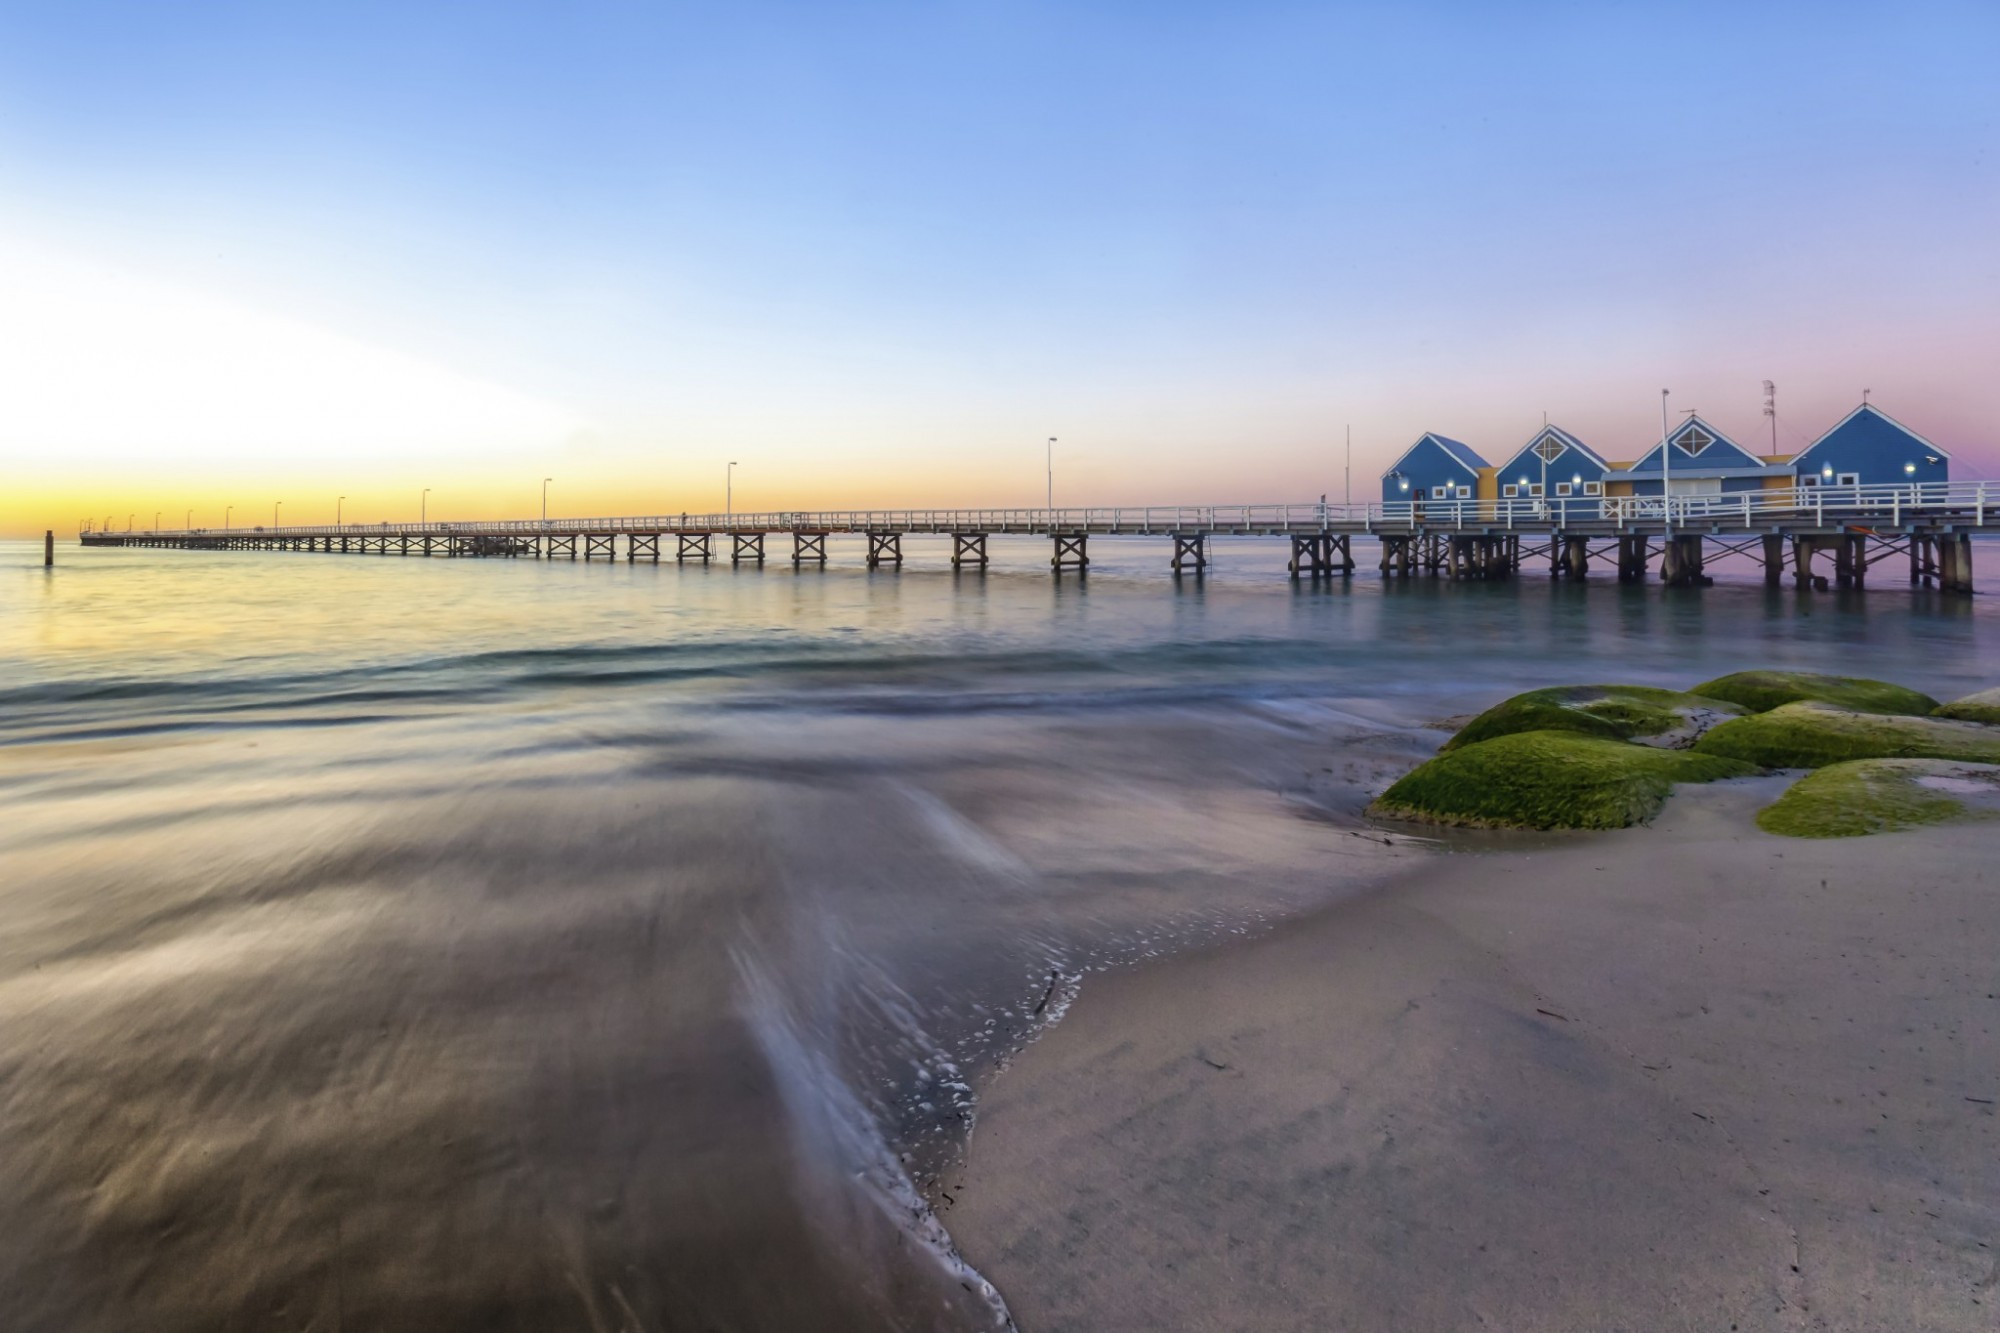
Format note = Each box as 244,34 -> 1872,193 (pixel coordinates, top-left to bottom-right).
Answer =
79,483 -> 1996,590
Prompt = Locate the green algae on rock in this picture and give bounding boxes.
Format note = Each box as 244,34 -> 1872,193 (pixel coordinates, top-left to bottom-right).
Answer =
1756,758 -> 2000,838
1443,684 -> 1745,751
1370,730 -> 1756,830
1695,701 -> 2000,769
1688,670 -> 1938,717
1933,686 -> 2000,726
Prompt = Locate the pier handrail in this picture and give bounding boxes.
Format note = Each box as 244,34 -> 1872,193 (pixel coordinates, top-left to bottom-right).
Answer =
113,480 -> 1993,539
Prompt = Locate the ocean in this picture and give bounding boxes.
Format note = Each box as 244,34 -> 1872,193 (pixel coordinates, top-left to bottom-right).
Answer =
3,534 -> 1994,1331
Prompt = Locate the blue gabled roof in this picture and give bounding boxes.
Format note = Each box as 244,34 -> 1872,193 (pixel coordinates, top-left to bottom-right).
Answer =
1427,433 -> 1488,470
1626,413 -> 1765,474
1793,402 -> 1951,465
1497,424 -> 1611,476
1381,432 -> 1491,480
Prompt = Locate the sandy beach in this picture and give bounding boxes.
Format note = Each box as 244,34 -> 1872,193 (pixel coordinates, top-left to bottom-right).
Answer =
948,777 -> 1999,1331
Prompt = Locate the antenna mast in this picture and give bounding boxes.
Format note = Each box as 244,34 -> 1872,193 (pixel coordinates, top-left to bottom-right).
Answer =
1762,380 -> 1776,455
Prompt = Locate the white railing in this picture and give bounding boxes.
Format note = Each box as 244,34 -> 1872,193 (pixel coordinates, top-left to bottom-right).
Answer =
99,480 -> 1992,540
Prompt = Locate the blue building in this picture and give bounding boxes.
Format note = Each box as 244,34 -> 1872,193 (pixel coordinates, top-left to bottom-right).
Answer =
1615,413 -> 1791,497
1493,425 -> 1611,502
1380,433 -> 1489,505
1789,403 -> 1950,488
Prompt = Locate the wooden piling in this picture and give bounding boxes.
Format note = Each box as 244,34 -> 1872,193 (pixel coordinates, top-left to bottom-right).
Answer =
1170,532 -> 1206,574
867,531 -> 903,568
951,532 -> 987,568
44,530 -> 54,566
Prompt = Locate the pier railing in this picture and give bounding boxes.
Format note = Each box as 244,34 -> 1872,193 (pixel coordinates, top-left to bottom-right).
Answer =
93,480 -> 1991,539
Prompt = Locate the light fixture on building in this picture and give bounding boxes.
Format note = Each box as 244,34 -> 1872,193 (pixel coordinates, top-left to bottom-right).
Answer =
1905,462 -> 1917,475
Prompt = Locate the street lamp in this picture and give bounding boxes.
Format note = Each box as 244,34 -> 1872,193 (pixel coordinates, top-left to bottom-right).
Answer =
1659,390 -> 1672,535
185,509 -> 192,530
422,488 -> 431,527
338,495 -> 346,527
726,462 -> 737,522
542,477 -> 553,524
127,514 -> 134,532
226,504 -> 233,531
154,511 -> 161,532
1047,437 -> 1056,515
274,500 -> 282,529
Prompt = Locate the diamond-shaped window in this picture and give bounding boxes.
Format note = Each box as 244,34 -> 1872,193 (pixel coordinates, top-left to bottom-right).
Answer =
1533,435 -> 1566,463
1673,426 -> 1714,456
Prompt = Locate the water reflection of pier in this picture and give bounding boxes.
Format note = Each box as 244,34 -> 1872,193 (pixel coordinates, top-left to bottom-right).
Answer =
80,484 -> 1995,592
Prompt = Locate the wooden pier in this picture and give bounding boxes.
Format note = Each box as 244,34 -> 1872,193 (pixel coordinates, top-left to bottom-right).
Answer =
79,484 -> 1996,592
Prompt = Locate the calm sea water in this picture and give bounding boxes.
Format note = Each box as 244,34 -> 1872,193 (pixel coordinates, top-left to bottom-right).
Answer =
3,535 -> 1995,1331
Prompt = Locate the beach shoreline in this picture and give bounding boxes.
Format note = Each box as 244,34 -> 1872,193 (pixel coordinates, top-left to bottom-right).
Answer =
946,778 -> 1999,1331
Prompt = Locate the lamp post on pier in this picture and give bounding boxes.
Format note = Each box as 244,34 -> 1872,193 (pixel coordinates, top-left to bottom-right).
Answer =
226,505 -> 233,532
185,509 -> 192,531
542,478 -> 552,525
274,501 -> 282,530
1659,390 -> 1672,537
1047,437 -> 1056,516
422,488 -> 430,528
154,511 -> 161,532
726,462 -> 737,524
338,496 -> 345,527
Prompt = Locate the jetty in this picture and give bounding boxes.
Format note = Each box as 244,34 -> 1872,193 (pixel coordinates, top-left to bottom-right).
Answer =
80,483 -> 1993,591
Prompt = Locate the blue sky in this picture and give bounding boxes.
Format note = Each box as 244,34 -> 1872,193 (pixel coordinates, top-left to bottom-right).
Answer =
3,1 -> 1996,526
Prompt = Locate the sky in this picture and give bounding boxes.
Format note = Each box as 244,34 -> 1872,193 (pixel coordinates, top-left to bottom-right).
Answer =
2,1 -> 1996,534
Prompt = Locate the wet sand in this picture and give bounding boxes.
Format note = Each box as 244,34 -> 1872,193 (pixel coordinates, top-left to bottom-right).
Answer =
949,778 -> 2000,1330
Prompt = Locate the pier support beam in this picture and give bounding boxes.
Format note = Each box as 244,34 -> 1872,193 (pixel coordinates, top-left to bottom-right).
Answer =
1378,534 -> 1414,577
1171,532 -> 1206,574
1833,534 -> 1868,588
1939,534 -> 1974,593
1444,535 -> 1513,580
1762,535 -> 1785,586
1791,537 -> 1835,591
732,532 -> 765,564
676,532 -> 711,563
584,534 -> 615,561
794,531 -> 827,565
627,533 -> 659,563
1660,535 -> 1710,587
1051,532 -> 1088,571
951,532 -> 988,568
1616,535 -> 1649,583
1561,536 -> 1590,579
867,531 -> 903,568
1288,533 -> 1352,578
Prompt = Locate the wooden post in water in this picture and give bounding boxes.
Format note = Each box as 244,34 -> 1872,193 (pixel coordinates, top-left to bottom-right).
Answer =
45,530 -> 55,566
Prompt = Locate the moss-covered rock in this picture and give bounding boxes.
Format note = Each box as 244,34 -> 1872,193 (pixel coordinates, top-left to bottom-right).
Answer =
1688,670 -> 1938,717
1933,686 -> 2000,726
1756,759 -> 2000,838
1694,701 -> 2000,769
1370,730 -> 1756,830
1444,684 -> 1745,751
